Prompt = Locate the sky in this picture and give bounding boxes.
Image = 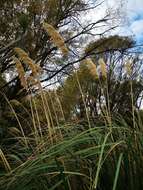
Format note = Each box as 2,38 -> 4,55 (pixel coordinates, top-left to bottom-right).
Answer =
127,0 -> 143,43
84,0 -> 143,44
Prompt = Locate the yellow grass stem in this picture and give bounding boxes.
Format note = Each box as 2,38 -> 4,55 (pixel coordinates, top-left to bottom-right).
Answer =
75,71 -> 91,129
125,60 -> 135,130
54,90 -> 66,122
37,80 -> 54,144
48,91 -> 60,127
1,92 -> 28,147
47,91 -> 63,140
0,149 -> 11,172
29,94 -> 39,146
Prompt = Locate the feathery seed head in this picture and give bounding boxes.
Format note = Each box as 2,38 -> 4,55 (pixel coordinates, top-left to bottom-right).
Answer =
43,22 -> 68,55
98,58 -> 107,78
125,60 -> 132,76
14,47 -> 28,59
14,47 -> 41,77
13,56 -> 27,89
27,76 -> 38,86
84,58 -> 98,79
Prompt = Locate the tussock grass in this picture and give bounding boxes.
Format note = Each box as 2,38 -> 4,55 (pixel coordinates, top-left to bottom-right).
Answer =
0,31 -> 143,190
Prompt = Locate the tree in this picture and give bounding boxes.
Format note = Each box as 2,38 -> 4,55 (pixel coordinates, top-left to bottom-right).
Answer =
53,35 -> 143,123
0,0 -> 117,141
0,0 -> 119,100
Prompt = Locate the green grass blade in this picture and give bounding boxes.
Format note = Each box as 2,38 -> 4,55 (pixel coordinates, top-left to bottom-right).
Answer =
112,153 -> 123,190
92,131 -> 111,189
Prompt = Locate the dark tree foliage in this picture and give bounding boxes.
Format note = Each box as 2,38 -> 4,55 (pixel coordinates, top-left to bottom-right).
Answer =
56,35 -> 143,122
0,0 -> 108,98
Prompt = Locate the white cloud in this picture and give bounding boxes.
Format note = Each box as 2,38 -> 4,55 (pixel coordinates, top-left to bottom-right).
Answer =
127,0 -> 143,14
127,0 -> 143,22
130,20 -> 143,34
82,0 -> 143,43
126,0 -> 143,41
129,19 -> 143,41
112,0 -> 143,41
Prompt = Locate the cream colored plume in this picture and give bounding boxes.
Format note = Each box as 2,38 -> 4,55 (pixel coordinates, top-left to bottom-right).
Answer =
43,22 -> 68,55
14,47 -> 41,77
85,58 -> 98,79
98,58 -> 107,78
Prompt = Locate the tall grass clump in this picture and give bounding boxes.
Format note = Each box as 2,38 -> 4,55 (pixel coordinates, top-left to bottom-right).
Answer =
0,24 -> 143,190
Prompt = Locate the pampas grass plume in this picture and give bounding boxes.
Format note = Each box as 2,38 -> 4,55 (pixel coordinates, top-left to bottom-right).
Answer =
43,22 -> 68,55
85,58 -> 98,79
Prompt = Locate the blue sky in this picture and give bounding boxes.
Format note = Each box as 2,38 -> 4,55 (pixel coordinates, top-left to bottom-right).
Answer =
126,0 -> 143,43
84,0 -> 143,44
109,0 -> 143,44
